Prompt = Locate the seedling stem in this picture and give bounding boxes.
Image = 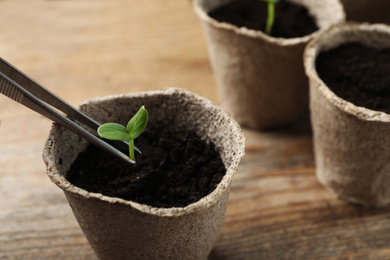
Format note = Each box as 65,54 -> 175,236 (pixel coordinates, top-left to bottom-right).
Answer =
98,106 -> 148,163
261,0 -> 280,35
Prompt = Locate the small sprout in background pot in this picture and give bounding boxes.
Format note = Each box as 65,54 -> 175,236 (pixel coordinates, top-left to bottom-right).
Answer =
98,106 -> 148,163
260,0 -> 280,35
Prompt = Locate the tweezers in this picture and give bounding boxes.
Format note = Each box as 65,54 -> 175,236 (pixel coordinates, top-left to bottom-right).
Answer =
0,57 -> 137,164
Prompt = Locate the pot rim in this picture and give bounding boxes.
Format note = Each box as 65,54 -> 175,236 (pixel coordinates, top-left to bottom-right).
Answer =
192,0 -> 346,47
304,22 -> 390,123
43,88 -> 246,217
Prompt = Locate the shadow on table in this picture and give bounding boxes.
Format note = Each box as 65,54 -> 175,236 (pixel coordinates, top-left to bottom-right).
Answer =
271,110 -> 312,137
244,110 -> 313,137
209,250 -> 226,260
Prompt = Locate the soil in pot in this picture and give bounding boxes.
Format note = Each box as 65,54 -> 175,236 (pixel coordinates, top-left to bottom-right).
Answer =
316,42 -> 390,114
66,122 -> 226,208
208,0 -> 318,38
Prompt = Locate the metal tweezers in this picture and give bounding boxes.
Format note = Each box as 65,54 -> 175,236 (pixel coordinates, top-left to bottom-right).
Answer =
0,57 -> 137,164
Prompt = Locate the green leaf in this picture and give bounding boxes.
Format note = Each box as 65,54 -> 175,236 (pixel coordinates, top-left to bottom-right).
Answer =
97,123 -> 131,141
126,106 -> 148,140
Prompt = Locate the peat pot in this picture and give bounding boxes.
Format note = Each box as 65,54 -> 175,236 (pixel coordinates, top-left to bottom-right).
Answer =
193,0 -> 345,129
43,88 -> 245,259
305,23 -> 390,207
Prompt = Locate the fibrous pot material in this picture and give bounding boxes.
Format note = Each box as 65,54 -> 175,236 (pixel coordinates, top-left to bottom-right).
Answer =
43,88 -> 245,259
193,0 -> 345,129
305,23 -> 390,207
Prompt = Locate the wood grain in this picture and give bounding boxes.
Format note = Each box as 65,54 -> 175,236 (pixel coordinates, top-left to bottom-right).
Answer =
1,0 -> 390,259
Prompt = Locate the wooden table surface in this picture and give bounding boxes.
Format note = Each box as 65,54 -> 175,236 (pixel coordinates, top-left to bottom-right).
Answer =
1,1 -> 390,259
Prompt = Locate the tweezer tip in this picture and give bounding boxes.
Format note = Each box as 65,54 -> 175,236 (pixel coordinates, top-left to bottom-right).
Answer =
126,157 -> 136,164
134,146 -> 142,154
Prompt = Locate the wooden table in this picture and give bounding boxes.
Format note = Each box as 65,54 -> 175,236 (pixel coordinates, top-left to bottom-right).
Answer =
1,1 -> 389,259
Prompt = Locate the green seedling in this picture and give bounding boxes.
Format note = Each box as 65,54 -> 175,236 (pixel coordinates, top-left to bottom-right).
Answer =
260,0 -> 280,35
98,106 -> 148,163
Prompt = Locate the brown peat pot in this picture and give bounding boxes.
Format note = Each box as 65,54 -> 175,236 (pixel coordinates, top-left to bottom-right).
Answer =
43,88 -> 245,259
305,23 -> 390,207
193,0 -> 345,129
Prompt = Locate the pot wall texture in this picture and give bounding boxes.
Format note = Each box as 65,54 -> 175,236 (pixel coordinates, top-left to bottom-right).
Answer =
305,23 -> 390,207
43,88 -> 245,259
193,0 -> 345,129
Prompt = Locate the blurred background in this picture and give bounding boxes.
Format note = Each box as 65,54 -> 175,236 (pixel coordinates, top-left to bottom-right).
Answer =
0,1 -> 217,258
2,1 -> 390,259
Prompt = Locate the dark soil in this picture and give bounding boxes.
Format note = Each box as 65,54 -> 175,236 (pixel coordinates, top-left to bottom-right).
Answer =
208,0 -> 318,38
66,123 -> 226,208
316,42 -> 390,114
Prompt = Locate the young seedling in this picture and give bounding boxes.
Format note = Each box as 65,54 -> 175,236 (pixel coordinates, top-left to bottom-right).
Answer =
260,0 -> 280,35
97,106 -> 148,163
